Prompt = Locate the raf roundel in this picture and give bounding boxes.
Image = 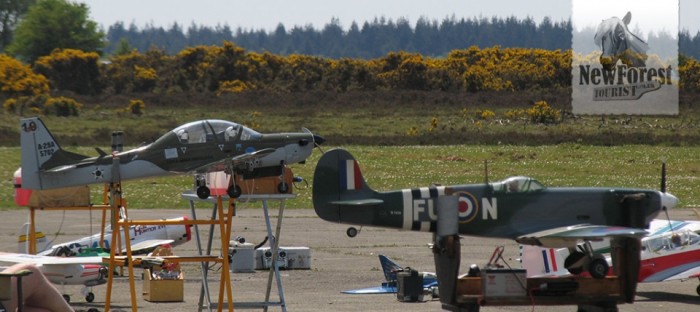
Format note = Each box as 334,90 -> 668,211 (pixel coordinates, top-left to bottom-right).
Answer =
455,192 -> 479,223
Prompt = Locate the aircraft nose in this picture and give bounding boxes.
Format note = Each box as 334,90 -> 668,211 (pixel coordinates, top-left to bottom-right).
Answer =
660,192 -> 679,211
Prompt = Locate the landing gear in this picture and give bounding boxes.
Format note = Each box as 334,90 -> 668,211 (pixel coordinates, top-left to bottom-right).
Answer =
564,251 -> 586,275
195,174 -> 211,199
346,227 -> 359,238
277,182 -> 289,194
227,184 -> 241,198
696,284 -> 700,296
196,186 -> 211,199
564,242 -> 609,279
85,292 -> 95,303
588,257 -> 610,279
63,294 -> 71,302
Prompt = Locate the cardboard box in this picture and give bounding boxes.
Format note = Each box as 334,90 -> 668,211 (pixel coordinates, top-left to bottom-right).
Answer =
481,269 -> 527,298
27,186 -> 90,207
204,167 -> 294,196
142,245 -> 184,302
142,268 -> 184,302
236,167 -> 294,195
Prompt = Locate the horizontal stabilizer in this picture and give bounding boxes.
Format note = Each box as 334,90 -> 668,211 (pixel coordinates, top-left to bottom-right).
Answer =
330,198 -> 384,206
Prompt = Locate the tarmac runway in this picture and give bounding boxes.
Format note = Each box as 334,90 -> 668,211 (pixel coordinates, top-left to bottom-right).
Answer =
0,206 -> 698,312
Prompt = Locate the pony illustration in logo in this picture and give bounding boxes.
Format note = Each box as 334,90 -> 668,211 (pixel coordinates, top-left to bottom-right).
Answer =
594,11 -> 648,70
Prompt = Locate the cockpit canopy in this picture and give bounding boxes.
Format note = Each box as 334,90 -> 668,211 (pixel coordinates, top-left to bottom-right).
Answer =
491,176 -> 545,193
643,230 -> 700,252
171,120 -> 261,144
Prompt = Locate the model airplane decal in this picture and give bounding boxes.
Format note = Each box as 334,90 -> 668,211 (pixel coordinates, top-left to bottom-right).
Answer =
313,148 -> 678,280
0,252 -> 106,302
342,254 -> 438,295
20,117 -> 324,198
18,217 -> 192,256
521,217 -> 700,295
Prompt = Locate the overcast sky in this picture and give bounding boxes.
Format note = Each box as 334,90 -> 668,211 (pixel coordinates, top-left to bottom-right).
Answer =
79,0 -> 698,34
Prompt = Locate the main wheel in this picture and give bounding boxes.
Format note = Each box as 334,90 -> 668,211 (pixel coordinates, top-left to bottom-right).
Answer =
588,258 -> 609,279
346,227 -> 358,238
63,294 -> 71,303
564,251 -> 586,275
227,185 -> 242,198
696,284 -> 700,296
277,182 -> 289,193
86,292 -> 95,302
196,186 -> 210,199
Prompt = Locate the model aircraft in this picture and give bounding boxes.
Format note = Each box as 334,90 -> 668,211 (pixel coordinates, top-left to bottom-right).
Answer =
521,217 -> 700,295
313,148 -> 679,310
0,252 -> 106,303
18,217 -> 192,256
313,148 -> 677,287
19,117 -> 324,198
342,254 -> 438,296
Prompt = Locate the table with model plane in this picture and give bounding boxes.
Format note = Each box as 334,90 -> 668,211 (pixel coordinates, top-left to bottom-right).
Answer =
182,191 -> 294,312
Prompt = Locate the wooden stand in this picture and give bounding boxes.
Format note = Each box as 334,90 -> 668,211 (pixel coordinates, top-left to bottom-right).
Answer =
103,193 -> 235,312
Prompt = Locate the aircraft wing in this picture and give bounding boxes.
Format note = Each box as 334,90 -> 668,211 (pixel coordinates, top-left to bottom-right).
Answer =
193,148 -> 276,173
121,239 -> 175,254
0,252 -> 104,265
342,282 -> 397,294
643,266 -> 700,283
516,225 -> 648,248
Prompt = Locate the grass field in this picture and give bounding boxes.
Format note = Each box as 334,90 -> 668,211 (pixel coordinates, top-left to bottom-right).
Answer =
2,90 -> 699,210
2,144 -> 699,210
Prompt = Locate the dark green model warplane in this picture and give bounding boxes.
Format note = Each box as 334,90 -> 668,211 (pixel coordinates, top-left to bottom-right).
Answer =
313,148 -> 678,309
20,117 -> 324,198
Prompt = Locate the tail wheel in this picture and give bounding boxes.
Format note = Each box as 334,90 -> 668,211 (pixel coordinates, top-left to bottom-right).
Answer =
86,292 -> 95,302
227,185 -> 241,198
196,186 -> 211,199
588,258 -> 609,279
564,251 -> 586,275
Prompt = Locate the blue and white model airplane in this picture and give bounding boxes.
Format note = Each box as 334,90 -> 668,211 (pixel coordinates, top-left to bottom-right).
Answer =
342,254 -> 438,295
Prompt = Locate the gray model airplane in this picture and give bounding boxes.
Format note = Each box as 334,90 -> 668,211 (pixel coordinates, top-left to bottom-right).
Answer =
313,148 -> 678,309
20,117 -> 323,198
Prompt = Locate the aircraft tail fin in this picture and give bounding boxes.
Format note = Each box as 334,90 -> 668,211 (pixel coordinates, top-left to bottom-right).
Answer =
20,117 -> 88,189
312,148 -> 382,223
379,254 -> 403,282
17,223 -> 50,254
519,245 -> 569,278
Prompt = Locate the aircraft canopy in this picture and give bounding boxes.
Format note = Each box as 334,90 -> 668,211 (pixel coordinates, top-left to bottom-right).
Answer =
491,176 -> 545,193
171,120 -> 261,144
643,229 -> 700,252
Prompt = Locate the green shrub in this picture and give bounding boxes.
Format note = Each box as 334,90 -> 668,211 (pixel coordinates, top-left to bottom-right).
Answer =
128,99 -> 145,115
43,96 -> 82,116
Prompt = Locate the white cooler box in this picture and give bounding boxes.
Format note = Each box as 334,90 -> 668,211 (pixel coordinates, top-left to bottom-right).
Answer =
230,242 -> 255,273
254,247 -> 311,270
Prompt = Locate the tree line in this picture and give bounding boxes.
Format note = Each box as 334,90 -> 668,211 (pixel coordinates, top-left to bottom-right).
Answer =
105,16 -> 700,60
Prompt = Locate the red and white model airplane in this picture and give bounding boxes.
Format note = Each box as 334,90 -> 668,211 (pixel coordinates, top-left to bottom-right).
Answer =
521,218 -> 700,296
18,217 -> 192,256
10,217 -> 191,302
0,252 -> 106,303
